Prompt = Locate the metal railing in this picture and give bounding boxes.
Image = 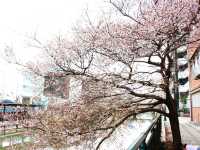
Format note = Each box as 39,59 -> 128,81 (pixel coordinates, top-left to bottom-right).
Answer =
128,115 -> 161,150
0,103 -> 42,135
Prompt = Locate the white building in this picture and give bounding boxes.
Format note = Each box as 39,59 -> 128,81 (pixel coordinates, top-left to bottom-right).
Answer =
0,58 -> 44,104
177,46 -> 190,111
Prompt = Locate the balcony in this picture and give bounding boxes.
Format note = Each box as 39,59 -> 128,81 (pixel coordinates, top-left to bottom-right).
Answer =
178,68 -> 189,79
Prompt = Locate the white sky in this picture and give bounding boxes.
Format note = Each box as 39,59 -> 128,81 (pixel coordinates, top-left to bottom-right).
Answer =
0,0 -> 104,60
0,0 -> 105,98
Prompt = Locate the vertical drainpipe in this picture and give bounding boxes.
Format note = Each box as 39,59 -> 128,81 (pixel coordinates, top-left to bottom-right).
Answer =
189,59 -> 193,121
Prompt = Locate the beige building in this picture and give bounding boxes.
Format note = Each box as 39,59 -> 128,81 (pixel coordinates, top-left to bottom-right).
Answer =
43,73 -> 82,103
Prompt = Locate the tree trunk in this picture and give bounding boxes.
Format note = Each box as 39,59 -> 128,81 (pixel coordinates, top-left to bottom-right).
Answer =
169,106 -> 182,150
165,86 -> 182,150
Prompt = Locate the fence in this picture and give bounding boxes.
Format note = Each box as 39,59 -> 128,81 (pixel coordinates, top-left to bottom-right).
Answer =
0,103 -> 41,135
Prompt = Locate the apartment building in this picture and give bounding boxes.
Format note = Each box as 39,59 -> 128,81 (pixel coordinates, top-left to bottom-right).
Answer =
16,71 -> 44,104
188,31 -> 200,123
0,58 -> 44,104
177,46 -> 190,114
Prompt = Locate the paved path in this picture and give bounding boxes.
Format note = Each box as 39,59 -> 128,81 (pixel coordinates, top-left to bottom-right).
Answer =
179,117 -> 200,145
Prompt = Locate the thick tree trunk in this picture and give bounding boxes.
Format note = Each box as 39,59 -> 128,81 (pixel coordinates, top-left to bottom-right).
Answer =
165,86 -> 182,150
168,105 -> 182,150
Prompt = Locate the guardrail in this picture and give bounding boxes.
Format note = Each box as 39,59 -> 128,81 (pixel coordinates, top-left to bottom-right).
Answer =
128,115 -> 161,150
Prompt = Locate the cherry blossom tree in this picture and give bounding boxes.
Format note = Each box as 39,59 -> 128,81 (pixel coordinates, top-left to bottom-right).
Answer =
10,0 -> 200,149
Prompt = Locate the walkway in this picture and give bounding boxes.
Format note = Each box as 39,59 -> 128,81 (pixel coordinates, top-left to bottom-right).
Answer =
179,117 -> 200,145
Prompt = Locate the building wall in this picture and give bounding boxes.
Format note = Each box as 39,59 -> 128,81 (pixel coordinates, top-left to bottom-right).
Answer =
17,71 -> 44,104
188,31 -> 200,123
191,79 -> 200,91
0,59 -> 19,99
192,107 -> 200,123
0,58 -> 44,103
68,77 -> 82,102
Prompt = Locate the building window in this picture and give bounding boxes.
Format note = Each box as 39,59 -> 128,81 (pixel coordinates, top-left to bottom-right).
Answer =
191,48 -> 200,80
43,74 -> 69,99
192,91 -> 200,107
22,97 -> 31,105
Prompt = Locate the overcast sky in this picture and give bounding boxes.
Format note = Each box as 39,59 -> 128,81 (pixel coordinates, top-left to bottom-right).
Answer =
0,0 -> 106,98
0,0 -> 105,60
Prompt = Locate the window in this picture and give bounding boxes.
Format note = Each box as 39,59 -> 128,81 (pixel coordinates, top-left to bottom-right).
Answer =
22,97 -> 31,105
43,75 -> 69,99
192,91 -> 200,107
191,49 -> 200,80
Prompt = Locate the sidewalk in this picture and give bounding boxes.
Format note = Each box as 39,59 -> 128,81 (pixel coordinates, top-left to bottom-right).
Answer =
179,117 -> 200,145
162,117 -> 200,146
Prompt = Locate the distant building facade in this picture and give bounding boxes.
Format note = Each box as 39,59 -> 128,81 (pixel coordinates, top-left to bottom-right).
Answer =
44,73 -> 70,99
177,46 -> 190,114
43,73 -> 70,104
0,58 -> 44,104
17,71 -> 44,104
43,73 -> 82,103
